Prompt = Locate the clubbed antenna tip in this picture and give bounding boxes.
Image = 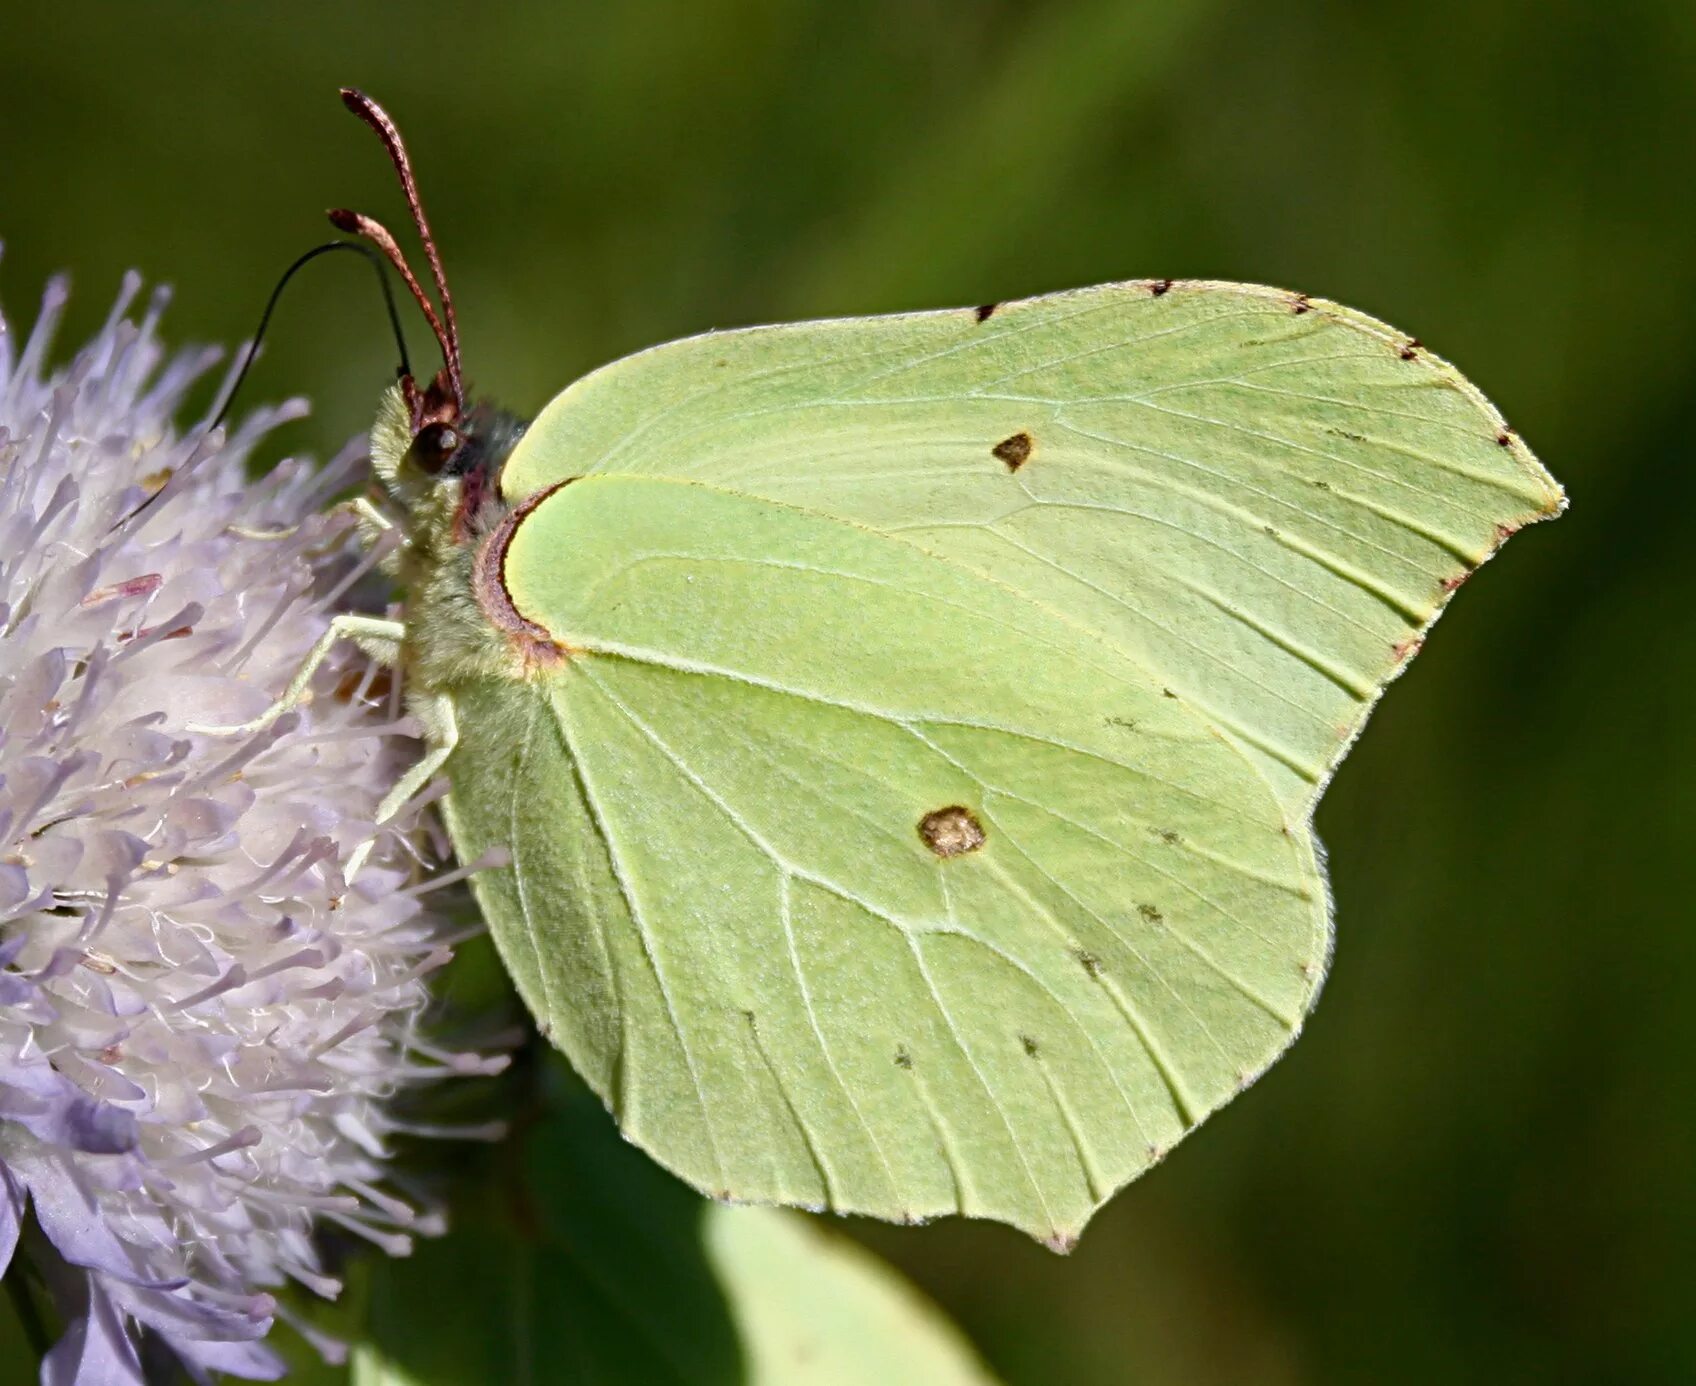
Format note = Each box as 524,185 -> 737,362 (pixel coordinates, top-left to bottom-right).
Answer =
332,88 -> 464,415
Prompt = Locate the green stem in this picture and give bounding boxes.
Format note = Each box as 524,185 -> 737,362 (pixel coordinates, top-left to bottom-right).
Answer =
4,1260 -> 50,1362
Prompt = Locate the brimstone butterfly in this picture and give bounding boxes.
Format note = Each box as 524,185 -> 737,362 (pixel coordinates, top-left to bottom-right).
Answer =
211,90 -> 1563,1249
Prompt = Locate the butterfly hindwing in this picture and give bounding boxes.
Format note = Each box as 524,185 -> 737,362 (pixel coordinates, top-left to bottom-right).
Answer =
448,474 -> 1323,1244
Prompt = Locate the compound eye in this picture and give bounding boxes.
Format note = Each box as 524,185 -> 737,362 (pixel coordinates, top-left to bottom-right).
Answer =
410,422 -> 463,476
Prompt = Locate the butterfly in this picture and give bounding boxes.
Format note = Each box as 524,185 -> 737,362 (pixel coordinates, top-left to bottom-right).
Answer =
206,89 -> 1562,1249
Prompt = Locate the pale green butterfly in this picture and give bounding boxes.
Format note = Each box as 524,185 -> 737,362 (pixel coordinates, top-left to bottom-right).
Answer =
209,90 -> 1562,1249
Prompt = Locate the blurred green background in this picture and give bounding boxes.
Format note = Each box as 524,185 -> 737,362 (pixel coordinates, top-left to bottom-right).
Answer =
9,3 -> 1693,1381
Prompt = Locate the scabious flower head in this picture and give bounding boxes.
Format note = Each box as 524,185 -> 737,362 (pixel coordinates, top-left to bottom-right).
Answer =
0,275 -> 496,1382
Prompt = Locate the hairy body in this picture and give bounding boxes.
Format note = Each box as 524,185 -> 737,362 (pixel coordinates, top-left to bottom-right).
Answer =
369,384 -> 531,689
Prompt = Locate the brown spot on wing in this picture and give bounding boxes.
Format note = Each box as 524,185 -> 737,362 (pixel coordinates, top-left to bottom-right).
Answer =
919,806 -> 985,858
1149,278 -> 1173,296
974,303 -> 1000,323
993,432 -> 1034,471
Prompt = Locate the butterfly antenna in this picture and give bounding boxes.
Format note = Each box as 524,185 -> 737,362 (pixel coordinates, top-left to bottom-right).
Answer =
211,240 -> 413,431
334,88 -> 464,412
325,208 -> 451,390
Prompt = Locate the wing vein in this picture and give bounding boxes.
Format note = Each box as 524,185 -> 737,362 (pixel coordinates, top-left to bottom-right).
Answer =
548,686 -> 730,1188
779,874 -> 905,1202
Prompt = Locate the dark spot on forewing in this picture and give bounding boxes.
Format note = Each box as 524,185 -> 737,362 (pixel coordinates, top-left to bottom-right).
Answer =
1398,338 -> 1422,361
919,806 -> 985,858
1291,293 -> 1312,314
975,303 -> 999,323
894,1046 -> 913,1070
1149,279 -> 1173,296
1138,903 -> 1163,923
1020,1034 -> 1040,1057
993,432 -> 1033,471
1075,949 -> 1103,978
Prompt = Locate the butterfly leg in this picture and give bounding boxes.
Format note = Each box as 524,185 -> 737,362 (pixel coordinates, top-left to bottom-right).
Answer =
344,692 -> 458,884
186,614 -> 407,736
344,496 -> 396,532
341,496 -> 399,549
228,496 -> 398,543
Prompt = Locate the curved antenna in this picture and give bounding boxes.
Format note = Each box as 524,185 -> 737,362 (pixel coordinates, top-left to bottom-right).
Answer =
211,240 -> 412,431
327,208 -> 450,384
336,88 -> 463,411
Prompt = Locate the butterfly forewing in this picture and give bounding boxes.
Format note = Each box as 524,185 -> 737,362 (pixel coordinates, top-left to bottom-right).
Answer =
503,281 -> 1561,814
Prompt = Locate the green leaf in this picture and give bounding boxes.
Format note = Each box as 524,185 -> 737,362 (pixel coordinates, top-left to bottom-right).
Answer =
703,1203 -> 996,1386
437,280 -> 1560,1245
350,1078 -> 997,1385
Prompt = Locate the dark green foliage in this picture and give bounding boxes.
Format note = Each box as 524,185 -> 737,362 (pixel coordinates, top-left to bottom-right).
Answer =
362,1070 -> 742,1385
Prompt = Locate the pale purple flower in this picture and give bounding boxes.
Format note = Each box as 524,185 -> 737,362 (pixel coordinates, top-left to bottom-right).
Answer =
0,274 -> 500,1382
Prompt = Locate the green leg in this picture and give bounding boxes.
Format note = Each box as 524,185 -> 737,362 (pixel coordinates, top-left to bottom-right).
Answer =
187,614 -> 407,736
345,693 -> 459,884
228,496 -> 398,541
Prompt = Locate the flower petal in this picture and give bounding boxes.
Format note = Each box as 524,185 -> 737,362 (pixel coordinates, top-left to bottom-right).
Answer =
41,1279 -> 144,1386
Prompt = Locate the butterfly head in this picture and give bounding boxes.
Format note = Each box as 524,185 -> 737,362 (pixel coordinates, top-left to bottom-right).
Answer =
370,376 -> 525,522
333,89 -> 523,527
